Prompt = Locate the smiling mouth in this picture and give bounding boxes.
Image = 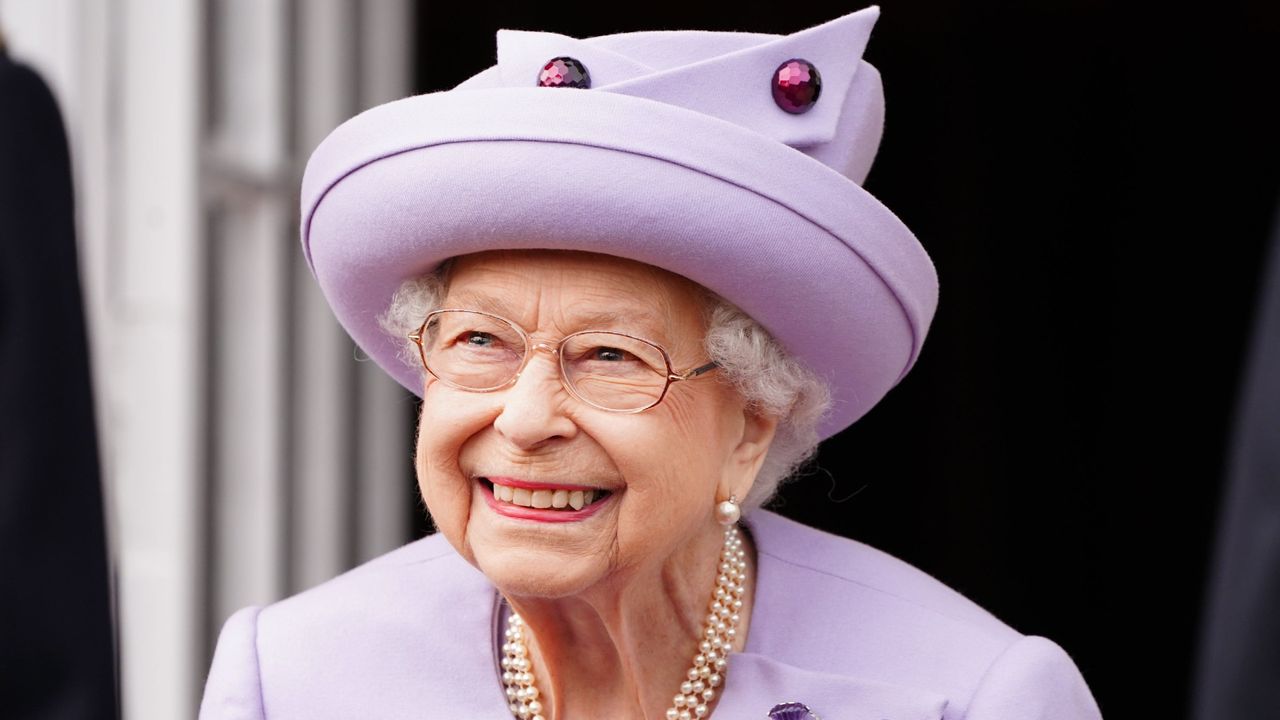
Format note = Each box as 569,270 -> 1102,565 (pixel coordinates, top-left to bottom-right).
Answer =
479,478 -> 613,512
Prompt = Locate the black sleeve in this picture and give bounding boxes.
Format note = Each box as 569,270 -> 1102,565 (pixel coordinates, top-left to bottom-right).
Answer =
1194,200 -> 1280,720
0,51 -> 119,720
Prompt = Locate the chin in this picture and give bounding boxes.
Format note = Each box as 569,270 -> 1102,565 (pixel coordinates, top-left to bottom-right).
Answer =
473,543 -> 608,600
455,493 -> 614,598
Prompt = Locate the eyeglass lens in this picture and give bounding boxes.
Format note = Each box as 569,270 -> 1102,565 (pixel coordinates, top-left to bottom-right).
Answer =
421,310 -> 672,411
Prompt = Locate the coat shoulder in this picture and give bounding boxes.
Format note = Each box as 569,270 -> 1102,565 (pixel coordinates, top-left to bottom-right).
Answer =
255,530 -> 491,648
201,533 -> 505,718
747,511 -> 1099,719
749,510 -> 1017,634
263,531 -> 472,623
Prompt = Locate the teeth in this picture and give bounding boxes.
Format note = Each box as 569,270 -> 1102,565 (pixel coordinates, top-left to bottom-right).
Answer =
488,480 -> 605,511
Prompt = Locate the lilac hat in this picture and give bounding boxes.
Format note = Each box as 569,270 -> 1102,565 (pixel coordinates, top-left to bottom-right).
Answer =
300,5 -> 937,439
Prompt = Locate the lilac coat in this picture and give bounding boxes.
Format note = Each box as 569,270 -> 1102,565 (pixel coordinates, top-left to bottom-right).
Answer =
200,511 -> 1103,719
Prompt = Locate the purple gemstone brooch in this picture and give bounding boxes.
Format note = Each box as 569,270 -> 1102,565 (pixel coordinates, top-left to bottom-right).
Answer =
768,701 -> 821,720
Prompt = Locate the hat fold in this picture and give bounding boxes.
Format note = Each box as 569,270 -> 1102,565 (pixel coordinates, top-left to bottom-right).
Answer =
490,6 -> 881,150
600,6 -> 879,148
497,29 -> 655,86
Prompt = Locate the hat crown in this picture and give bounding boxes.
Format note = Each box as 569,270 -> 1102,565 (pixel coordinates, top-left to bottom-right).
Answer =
458,6 -> 886,185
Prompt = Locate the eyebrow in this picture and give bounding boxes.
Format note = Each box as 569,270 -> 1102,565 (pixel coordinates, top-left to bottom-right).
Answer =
443,292 -> 669,337
442,292 -> 516,318
569,307 -> 665,333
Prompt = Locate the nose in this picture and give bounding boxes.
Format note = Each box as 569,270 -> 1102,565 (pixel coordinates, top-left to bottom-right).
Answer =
491,347 -> 577,450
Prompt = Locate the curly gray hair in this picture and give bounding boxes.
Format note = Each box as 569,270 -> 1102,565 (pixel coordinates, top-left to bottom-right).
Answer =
379,262 -> 831,508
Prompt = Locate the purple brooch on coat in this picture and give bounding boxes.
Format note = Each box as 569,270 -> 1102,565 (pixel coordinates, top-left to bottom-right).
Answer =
768,701 -> 820,720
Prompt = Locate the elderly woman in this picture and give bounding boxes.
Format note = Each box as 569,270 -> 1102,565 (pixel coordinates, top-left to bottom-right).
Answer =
200,7 -> 1102,720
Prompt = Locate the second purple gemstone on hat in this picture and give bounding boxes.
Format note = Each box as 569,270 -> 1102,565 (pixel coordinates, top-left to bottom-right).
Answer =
772,59 -> 821,114
538,56 -> 591,89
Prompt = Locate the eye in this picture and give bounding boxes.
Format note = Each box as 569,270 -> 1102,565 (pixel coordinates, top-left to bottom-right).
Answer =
561,332 -> 667,378
446,330 -> 513,357
591,346 -> 634,362
571,344 -> 657,377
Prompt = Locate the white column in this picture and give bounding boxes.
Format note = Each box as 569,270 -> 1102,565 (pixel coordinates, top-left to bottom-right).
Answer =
112,2 -> 204,717
204,0 -> 291,641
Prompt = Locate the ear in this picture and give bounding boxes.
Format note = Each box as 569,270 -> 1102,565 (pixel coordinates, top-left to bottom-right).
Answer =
718,406 -> 779,503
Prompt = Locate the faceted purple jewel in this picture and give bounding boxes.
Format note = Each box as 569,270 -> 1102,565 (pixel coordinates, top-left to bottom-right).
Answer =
771,58 -> 821,114
768,701 -> 819,720
537,56 -> 591,89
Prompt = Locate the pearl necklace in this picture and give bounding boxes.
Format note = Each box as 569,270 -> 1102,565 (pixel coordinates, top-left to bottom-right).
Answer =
500,525 -> 748,720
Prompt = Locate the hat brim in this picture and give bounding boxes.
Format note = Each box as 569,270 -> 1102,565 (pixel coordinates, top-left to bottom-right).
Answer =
302,87 -> 937,439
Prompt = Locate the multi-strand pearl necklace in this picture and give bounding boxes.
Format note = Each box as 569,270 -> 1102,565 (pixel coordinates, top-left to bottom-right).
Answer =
500,525 -> 748,720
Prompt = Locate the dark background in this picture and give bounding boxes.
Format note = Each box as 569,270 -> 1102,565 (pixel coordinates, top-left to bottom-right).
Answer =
411,2 -> 1280,718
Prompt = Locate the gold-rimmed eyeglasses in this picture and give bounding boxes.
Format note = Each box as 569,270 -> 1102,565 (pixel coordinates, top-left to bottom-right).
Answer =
407,309 -> 719,413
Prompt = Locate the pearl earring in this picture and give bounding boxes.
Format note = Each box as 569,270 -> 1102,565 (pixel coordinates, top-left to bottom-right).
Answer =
715,495 -> 741,526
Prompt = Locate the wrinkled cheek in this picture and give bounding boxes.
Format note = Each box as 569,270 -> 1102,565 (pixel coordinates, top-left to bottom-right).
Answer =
615,468 -> 704,558
415,415 -> 473,543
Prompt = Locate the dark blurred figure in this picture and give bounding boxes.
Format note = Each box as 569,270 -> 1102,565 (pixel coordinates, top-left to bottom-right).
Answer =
0,38 -> 119,720
1194,203 -> 1280,720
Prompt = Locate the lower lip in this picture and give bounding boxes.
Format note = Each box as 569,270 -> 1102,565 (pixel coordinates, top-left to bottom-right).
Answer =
480,482 -> 613,523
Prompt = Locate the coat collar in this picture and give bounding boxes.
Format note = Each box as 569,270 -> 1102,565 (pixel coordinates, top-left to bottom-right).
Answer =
430,511 -> 947,719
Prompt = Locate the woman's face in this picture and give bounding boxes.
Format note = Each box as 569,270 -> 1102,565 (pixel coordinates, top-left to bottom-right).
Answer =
415,250 -> 773,599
